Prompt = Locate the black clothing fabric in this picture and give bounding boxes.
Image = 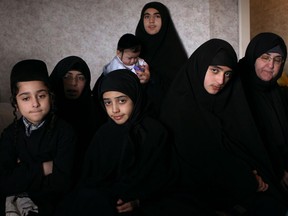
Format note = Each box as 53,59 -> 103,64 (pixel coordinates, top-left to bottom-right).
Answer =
49,56 -> 105,188
159,39 -> 288,214
0,114 -> 76,216
135,1 -> 188,117
56,70 -> 173,216
238,33 -> 288,187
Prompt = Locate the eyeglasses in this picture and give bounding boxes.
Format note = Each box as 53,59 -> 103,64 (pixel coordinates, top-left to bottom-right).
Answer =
259,54 -> 284,65
63,75 -> 86,82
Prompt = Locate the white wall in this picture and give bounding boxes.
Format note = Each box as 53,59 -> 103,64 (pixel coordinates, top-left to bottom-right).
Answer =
0,0 -> 238,102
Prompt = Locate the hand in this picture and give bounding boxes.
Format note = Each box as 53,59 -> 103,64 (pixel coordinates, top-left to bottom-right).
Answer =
253,170 -> 269,192
42,161 -> 53,176
116,198 -> 139,213
281,170 -> 288,191
136,64 -> 150,84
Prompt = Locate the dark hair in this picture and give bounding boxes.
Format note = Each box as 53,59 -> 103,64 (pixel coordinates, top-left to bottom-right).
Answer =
10,59 -> 54,121
117,33 -> 142,53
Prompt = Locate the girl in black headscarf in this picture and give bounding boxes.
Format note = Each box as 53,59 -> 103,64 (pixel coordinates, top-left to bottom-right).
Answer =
238,32 -> 288,196
57,69 -> 173,216
159,38 -> 288,215
49,56 -> 105,188
135,1 -> 188,117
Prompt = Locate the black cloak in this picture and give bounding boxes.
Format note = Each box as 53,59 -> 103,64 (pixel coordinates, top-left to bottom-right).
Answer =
159,38 -> 287,214
49,56 -> 104,187
135,1 -> 188,116
57,69 -> 173,216
238,32 -> 288,184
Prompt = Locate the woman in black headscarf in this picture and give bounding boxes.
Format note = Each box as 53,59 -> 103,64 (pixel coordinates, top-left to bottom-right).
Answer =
135,1 -> 188,117
238,32 -> 288,196
49,56 -> 105,188
57,69 -> 173,216
159,38 -> 288,215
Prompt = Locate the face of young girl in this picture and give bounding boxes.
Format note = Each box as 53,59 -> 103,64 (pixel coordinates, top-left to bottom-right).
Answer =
16,80 -> 51,125
103,91 -> 134,125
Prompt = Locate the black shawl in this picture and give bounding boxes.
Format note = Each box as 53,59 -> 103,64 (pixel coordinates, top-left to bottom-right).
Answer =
238,32 -> 288,181
135,2 -> 188,116
62,70 -> 172,215
49,56 -> 103,187
159,39 -> 285,211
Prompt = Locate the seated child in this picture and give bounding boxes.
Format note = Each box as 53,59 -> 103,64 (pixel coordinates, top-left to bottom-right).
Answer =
0,59 -> 76,216
103,33 -> 150,84
56,69 -> 173,216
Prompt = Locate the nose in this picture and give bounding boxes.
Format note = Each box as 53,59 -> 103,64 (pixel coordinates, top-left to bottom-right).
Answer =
70,78 -> 78,86
267,59 -> 275,69
132,58 -> 138,64
32,97 -> 40,108
112,103 -> 120,113
149,16 -> 155,23
216,73 -> 225,85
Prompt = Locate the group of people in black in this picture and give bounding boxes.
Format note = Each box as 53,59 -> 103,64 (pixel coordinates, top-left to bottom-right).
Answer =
1,1 -> 288,216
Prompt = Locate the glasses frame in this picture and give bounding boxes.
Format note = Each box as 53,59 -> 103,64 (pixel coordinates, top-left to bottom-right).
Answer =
63,75 -> 86,83
259,54 -> 284,66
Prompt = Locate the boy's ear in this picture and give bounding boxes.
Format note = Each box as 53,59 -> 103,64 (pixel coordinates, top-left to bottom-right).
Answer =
116,50 -> 121,56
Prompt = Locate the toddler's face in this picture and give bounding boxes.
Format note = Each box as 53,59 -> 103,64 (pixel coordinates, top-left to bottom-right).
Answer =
117,49 -> 140,66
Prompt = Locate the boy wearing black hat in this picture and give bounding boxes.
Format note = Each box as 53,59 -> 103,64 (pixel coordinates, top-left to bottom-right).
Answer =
0,59 -> 76,216
103,33 -> 150,84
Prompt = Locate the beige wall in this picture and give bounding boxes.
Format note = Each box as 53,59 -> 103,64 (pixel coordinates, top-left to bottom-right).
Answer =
0,0 -> 239,102
250,0 -> 288,73
250,0 -> 288,40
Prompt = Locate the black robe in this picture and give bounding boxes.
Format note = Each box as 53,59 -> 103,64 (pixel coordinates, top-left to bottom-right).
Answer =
238,32 -> 288,190
57,69 -> 174,216
0,114 -> 76,216
159,38 -> 288,215
49,56 -> 106,188
135,2 -> 188,117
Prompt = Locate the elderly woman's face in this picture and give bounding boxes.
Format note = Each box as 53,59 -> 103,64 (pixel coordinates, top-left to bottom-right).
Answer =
254,52 -> 283,81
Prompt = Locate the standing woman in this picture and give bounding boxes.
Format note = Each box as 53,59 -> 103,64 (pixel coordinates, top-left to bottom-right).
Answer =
159,39 -> 288,215
135,1 -> 188,117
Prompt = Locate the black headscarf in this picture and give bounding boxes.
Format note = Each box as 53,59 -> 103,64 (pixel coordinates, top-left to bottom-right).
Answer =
50,56 -> 91,103
238,32 -> 288,181
159,38 -> 283,210
98,69 -> 145,124
135,1 -> 188,116
81,69 -> 171,205
49,56 -> 97,128
49,56 -> 101,188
